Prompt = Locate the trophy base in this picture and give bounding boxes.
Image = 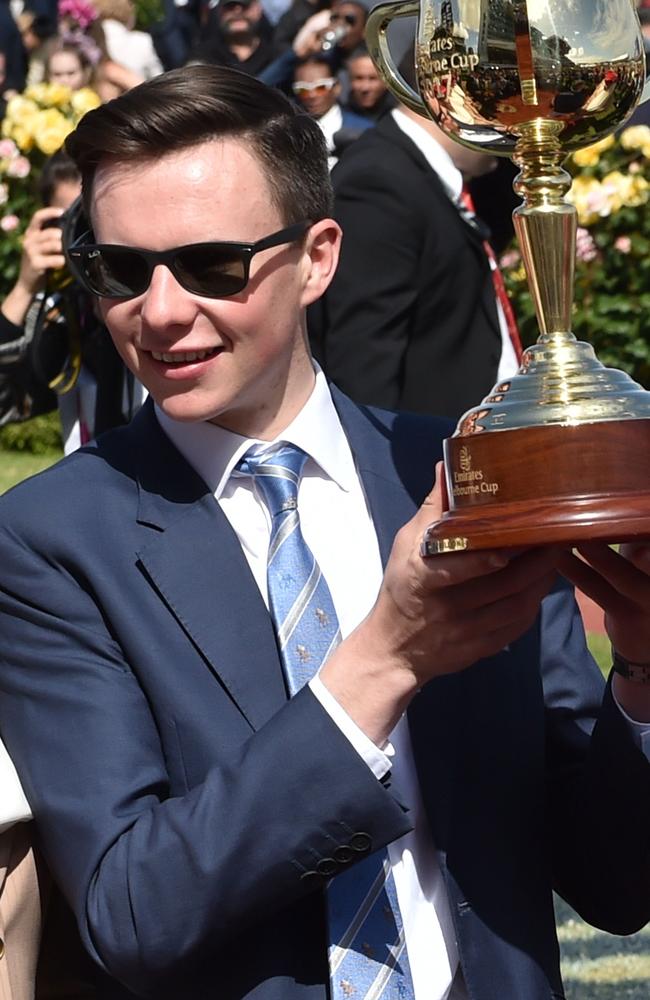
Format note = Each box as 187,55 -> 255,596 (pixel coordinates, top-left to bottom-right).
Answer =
424,419 -> 650,554
424,494 -> 650,554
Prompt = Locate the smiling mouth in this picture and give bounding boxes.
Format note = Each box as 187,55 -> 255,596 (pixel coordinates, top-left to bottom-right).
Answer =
150,347 -> 221,363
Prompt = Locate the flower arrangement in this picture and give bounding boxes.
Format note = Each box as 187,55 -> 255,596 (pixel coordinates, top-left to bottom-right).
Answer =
502,125 -> 650,388
0,83 -> 100,298
0,138 -> 37,296
58,0 -> 99,31
2,82 -> 101,157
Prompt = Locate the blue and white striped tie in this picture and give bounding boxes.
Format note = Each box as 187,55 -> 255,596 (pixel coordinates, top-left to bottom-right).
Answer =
237,444 -> 415,1000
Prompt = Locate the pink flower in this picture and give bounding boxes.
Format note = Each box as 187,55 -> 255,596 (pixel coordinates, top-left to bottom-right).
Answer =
575,227 -> 598,263
6,156 -> 31,179
58,0 -> 98,30
0,214 -> 20,232
614,236 -> 632,254
500,249 -> 521,269
0,138 -> 18,160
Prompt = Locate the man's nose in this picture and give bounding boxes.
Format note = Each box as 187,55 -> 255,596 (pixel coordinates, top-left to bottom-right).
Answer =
140,264 -> 201,331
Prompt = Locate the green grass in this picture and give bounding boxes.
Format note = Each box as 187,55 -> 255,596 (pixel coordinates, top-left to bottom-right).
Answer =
556,896 -> 650,1000
0,448 -> 62,495
588,632 -> 610,675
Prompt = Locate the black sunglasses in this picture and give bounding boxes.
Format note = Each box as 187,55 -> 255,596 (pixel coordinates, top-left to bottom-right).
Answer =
330,12 -> 360,24
66,221 -> 311,300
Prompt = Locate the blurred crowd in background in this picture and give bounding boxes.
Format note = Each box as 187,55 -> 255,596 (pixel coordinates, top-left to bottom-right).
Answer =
0,0 -> 649,457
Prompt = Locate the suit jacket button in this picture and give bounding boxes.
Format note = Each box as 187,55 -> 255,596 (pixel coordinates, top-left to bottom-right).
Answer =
317,858 -> 338,877
350,832 -> 372,852
334,846 -> 354,864
300,871 -> 323,890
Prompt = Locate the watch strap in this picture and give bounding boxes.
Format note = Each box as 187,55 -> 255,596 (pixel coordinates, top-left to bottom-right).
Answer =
612,651 -> 650,684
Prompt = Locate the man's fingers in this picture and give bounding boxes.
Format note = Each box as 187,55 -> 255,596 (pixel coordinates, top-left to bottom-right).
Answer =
563,543 -> 650,607
25,206 -> 63,234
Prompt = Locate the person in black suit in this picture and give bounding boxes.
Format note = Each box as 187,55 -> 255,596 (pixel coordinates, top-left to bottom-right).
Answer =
309,78 -> 519,421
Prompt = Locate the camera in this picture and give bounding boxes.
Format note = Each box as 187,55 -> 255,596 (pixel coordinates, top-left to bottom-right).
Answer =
320,23 -> 348,51
42,215 -> 65,231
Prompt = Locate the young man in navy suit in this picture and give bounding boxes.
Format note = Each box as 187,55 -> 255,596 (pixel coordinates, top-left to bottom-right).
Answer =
0,65 -> 649,1000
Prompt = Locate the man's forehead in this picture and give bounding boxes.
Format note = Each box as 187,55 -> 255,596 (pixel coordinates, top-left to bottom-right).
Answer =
92,139 -> 258,199
88,139 -> 279,235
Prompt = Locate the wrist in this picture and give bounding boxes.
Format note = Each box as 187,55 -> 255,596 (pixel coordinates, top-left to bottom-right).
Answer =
319,623 -> 419,746
612,650 -> 650,685
2,283 -> 36,327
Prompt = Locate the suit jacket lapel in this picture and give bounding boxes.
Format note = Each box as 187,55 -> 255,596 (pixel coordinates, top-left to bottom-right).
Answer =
333,390 -> 462,846
131,403 -> 287,731
332,389 -> 420,567
377,115 -> 502,343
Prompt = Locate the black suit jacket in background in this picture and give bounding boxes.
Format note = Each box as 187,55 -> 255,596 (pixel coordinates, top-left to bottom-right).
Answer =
308,113 -> 503,421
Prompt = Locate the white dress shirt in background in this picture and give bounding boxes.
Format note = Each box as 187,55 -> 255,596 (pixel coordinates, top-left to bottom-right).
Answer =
0,735 -> 31,834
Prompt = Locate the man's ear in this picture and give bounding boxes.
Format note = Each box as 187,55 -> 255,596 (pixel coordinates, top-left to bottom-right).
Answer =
300,218 -> 342,308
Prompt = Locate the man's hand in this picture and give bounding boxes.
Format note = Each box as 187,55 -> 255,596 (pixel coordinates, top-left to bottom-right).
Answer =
292,10 -> 332,57
1,207 -> 66,328
557,543 -> 650,722
320,465 -> 560,744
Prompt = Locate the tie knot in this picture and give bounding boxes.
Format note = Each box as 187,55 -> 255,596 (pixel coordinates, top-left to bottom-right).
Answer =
237,444 -> 308,518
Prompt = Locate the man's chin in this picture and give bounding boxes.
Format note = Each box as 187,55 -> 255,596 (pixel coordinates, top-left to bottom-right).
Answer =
154,392 -> 226,425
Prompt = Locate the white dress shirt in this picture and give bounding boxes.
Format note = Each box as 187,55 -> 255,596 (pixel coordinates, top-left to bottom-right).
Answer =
391,108 -> 519,384
0,736 -> 31,834
157,369 -> 461,999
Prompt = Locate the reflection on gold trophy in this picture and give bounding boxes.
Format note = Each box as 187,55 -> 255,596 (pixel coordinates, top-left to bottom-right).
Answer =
366,0 -> 650,552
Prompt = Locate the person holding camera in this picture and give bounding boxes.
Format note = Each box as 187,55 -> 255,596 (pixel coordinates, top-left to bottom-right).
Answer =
0,151 -> 145,452
260,0 -> 368,98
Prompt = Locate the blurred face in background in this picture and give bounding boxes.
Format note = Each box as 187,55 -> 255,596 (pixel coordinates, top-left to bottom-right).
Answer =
218,0 -> 263,38
348,54 -> 387,110
293,62 -> 340,119
47,49 -> 90,90
328,2 -> 366,52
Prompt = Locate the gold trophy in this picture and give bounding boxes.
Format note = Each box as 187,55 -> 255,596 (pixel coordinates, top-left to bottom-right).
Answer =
366,0 -> 650,552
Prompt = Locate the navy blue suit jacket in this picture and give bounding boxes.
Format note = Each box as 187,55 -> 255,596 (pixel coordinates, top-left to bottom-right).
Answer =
0,390 -> 649,999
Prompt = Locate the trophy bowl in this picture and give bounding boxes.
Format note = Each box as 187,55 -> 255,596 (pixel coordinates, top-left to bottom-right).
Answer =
366,0 -> 650,552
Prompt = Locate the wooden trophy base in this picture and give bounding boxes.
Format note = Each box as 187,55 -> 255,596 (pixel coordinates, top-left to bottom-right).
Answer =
424,419 -> 650,553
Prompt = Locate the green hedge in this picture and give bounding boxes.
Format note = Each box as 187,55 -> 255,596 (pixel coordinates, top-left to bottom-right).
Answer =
0,410 -> 63,455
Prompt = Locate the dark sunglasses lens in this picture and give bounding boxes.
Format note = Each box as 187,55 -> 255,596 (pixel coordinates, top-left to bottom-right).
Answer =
174,246 -> 247,297
82,247 -> 148,297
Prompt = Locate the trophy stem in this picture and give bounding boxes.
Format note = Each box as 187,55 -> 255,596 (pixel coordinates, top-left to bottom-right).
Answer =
512,121 -> 577,338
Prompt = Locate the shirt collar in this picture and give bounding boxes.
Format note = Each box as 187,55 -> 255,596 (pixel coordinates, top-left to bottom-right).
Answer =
391,107 -> 463,203
155,366 -> 357,499
318,103 -> 344,150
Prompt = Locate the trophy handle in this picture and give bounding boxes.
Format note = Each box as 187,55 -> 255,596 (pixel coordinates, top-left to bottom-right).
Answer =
365,0 -> 427,117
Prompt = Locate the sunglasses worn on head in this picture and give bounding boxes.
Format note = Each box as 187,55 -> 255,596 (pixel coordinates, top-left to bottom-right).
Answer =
292,77 -> 337,95
67,222 -> 311,300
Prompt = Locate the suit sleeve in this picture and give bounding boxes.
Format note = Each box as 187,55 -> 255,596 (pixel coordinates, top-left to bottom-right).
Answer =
541,579 -> 650,934
311,160 -> 430,410
0,514 -> 412,996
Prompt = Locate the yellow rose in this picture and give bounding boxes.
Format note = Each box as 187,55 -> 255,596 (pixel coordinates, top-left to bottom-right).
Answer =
24,83 -> 49,105
43,82 -> 74,109
5,95 -> 39,127
33,108 -> 74,156
568,176 -> 602,226
602,170 -> 649,209
71,88 -> 101,119
571,134 -> 615,168
620,125 -> 650,152
7,125 -> 35,153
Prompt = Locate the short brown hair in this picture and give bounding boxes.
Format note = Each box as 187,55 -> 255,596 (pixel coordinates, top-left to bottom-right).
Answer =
65,65 -> 333,225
